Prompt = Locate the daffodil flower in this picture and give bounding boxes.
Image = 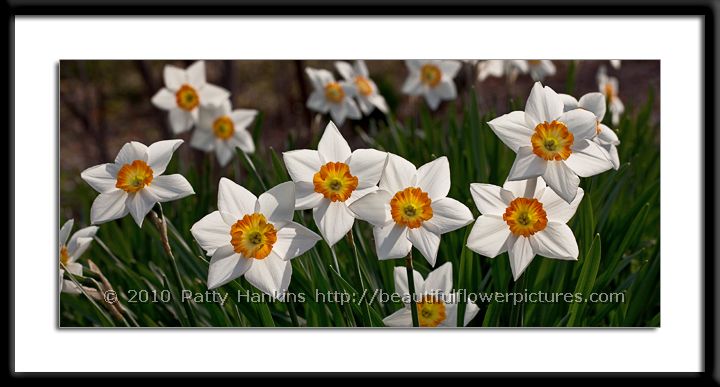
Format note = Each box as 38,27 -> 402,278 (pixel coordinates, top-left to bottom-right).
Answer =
402,60 -> 461,111
526,60 -> 556,81
383,262 -> 479,327
283,121 -> 387,246
476,60 -> 528,83
305,67 -> 361,126
151,61 -> 231,135
488,82 -> 613,203
191,179 -> 321,298
335,60 -> 389,115
349,154 -> 473,266
559,92 -> 621,170
59,219 -> 98,294
190,99 -> 257,167
597,65 -> 625,126
466,178 -> 581,281
81,139 -> 195,227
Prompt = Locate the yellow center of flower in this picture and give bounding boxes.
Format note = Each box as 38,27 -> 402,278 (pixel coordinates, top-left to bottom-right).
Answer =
60,246 -> 70,266
528,60 -> 541,66
420,64 -> 442,88
324,82 -> 345,103
212,115 -> 235,140
503,197 -> 548,237
416,296 -> 447,327
115,160 -> 154,193
313,162 -> 359,202
530,120 -> 574,161
355,76 -> 373,96
175,84 -> 200,111
604,83 -> 615,100
390,187 -> 433,229
230,213 -> 278,260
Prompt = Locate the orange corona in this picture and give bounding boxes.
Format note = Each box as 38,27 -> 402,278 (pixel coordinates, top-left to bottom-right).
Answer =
324,82 -> 345,103
420,64 -> 442,88
230,213 -> 277,260
115,160 -> 154,193
390,187 -> 433,229
530,120 -> 574,161
416,296 -> 447,327
212,116 -> 235,140
175,84 -> 200,111
354,76 -> 373,96
60,246 -> 70,266
313,162 -> 359,202
503,197 -> 548,237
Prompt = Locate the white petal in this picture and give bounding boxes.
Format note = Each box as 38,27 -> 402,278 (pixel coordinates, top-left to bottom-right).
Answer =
66,262 -> 83,276
355,60 -> 369,77
186,60 -> 206,88
369,94 -> 389,113
345,186 -> 377,206
294,181 -> 324,210
232,129 -> 255,154
163,65 -> 187,91
334,61 -> 355,81
525,82 -> 563,126
127,189 -> 158,227
67,226 -> 98,256
151,88 -> 176,110
507,236 -> 536,281
197,104 -> 220,131
198,84 -> 230,107
115,141 -> 148,165
558,109 -> 597,141
464,302 -> 481,326
215,141 -> 234,167
578,92 -> 606,121
147,139 -> 183,176
313,200 -> 355,246
348,149 -> 388,189
147,174 -> 194,202
168,109 -> 194,134
191,211 -> 231,256
379,153 -> 417,193
487,111 -> 533,152
318,121 -> 352,163
508,146 -> 547,181
207,244 -> 252,289
190,128 -> 215,152
597,124 -> 620,145
348,190 -> 392,227
306,91 -> 328,113
329,103 -> 348,126
283,149 -> 321,183
416,156 -> 450,200
90,190 -> 129,225
393,266 -> 425,299
502,177 -> 546,199
408,227 -> 441,267
435,79 -> 457,100
542,161 -> 580,203
540,187 -> 584,224
604,143 -> 621,170
80,163 -> 118,193
345,99 -> 362,120
59,219 -> 74,247
558,93 -> 578,112
374,224 -> 412,260
439,60 -> 462,78
530,223 -> 579,260
424,262 -> 453,295
230,109 -> 258,129
565,140 -> 613,178
383,308 -> 413,327
423,197 -> 473,235
272,222 -> 321,260
424,90 -> 442,111
217,178 -> 257,221
469,183 -> 510,216
466,215 -> 511,257
256,181 -> 296,226
244,254 -> 292,300
402,74 -> 422,95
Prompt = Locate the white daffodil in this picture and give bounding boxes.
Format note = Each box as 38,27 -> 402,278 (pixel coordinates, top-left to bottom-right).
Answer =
383,262 -> 480,327
283,121 -> 387,246
305,67 -> 361,126
402,60 -> 461,111
335,60 -> 389,115
466,178 -> 581,280
59,219 -> 98,294
190,179 -> 321,298
349,154 -> 473,266
488,82 -> 612,203
526,60 -> 556,81
190,99 -> 257,167
476,60 -> 528,83
81,140 -> 195,227
151,60 -> 231,135
559,92 -> 621,170
597,66 -> 625,126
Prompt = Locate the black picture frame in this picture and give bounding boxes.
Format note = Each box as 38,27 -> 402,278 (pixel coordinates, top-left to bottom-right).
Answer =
7,0 -> 716,380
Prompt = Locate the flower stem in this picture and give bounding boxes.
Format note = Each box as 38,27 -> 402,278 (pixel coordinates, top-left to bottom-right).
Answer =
329,244 -> 342,278
405,252 -> 420,327
238,148 -> 268,191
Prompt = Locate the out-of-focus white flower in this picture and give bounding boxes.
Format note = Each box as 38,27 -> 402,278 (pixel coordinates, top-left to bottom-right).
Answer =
151,61 -> 230,134
349,154 -> 473,266
191,179 -> 321,298
597,66 -> 625,126
190,99 -> 256,167
283,121 -> 387,246
383,262 -> 480,327
335,60 -> 389,115
526,60 -> 556,81
476,60 -> 528,83
81,140 -> 195,227
402,60 -> 461,110
488,82 -> 612,203
59,219 -> 98,294
610,60 -> 621,70
466,178 -> 581,280
305,67 -> 361,126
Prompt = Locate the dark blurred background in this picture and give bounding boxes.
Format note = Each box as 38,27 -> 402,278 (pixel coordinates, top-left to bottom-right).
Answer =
60,60 -> 659,219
